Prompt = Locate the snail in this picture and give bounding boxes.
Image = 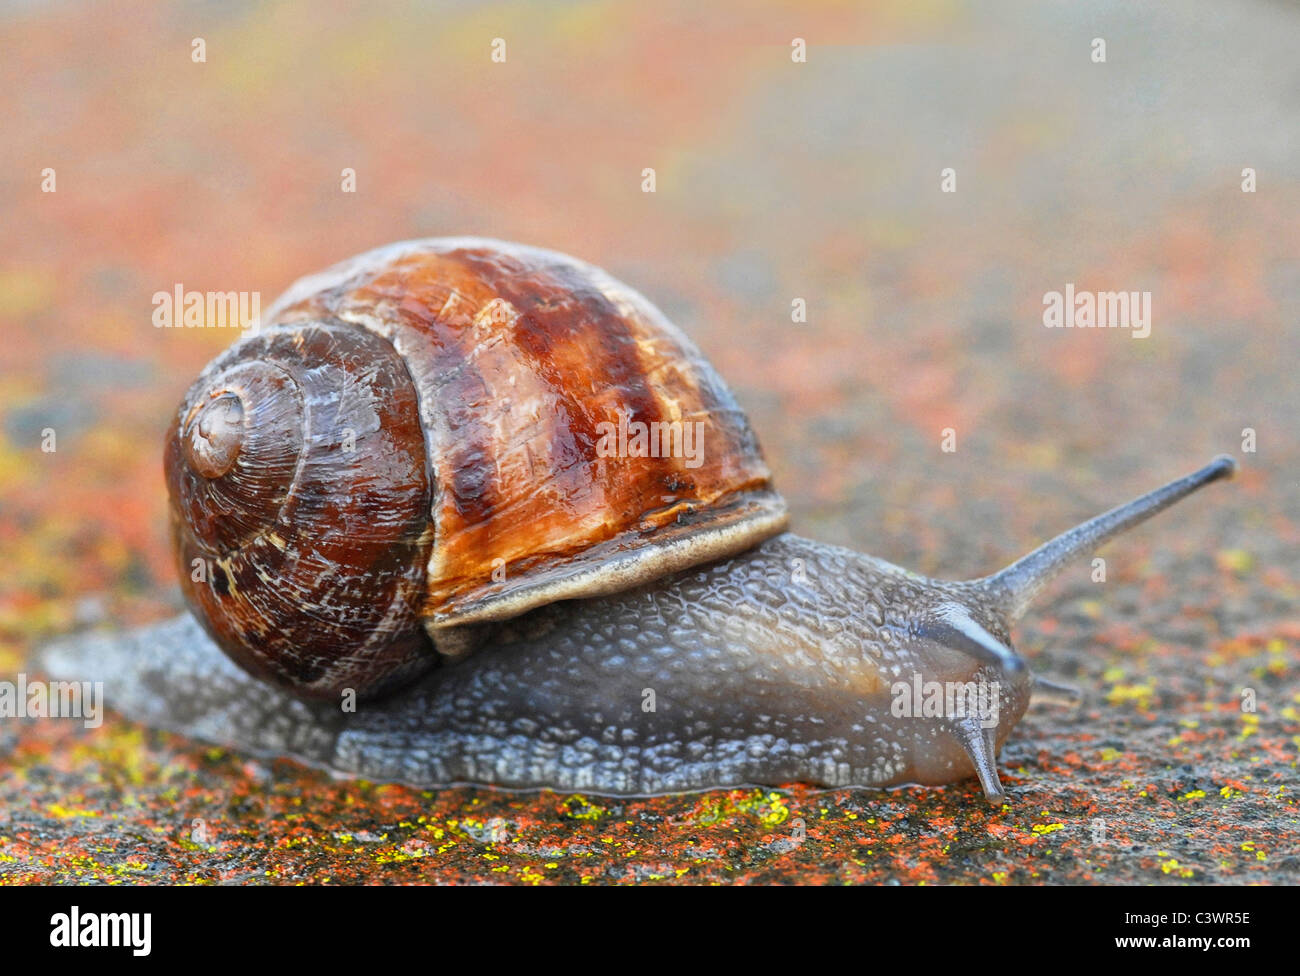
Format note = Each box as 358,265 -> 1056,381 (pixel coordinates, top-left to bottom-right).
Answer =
41,238 -> 1236,802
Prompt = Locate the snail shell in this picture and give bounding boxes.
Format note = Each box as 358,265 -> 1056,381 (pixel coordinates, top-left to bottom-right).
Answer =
166,239 -> 787,699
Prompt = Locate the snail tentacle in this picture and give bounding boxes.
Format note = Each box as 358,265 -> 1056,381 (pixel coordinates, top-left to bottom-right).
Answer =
947,718 -> 1006,804
1029,676 -> 1084,709
981,455 -> 1237,622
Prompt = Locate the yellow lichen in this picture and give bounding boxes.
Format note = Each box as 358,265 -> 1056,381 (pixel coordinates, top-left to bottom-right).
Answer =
1159,858 -> 1194,878
1107,683 -> 1155,709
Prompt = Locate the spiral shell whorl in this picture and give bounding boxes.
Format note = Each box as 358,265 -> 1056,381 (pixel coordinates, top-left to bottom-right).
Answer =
166,321 -> 434,699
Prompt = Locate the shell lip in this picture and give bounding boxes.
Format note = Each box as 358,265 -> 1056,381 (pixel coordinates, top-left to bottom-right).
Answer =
426,488 -> 789,630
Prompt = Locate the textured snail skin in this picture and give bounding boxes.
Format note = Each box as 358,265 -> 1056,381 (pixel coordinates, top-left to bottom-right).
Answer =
44,535 -> 1026,796
42,453 -> 1234,801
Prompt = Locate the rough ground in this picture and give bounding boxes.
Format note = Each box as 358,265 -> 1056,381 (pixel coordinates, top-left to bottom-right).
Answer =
0,0 -> 1296,884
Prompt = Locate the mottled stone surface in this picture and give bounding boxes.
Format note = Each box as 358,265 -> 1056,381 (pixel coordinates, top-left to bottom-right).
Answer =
0,0 -> 1295,884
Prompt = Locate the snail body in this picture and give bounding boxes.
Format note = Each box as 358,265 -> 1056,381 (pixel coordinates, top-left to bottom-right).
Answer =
43,239 -> 1236,801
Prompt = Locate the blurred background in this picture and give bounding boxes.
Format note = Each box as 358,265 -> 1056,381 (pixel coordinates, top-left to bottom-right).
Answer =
0,1 -> 1295,884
